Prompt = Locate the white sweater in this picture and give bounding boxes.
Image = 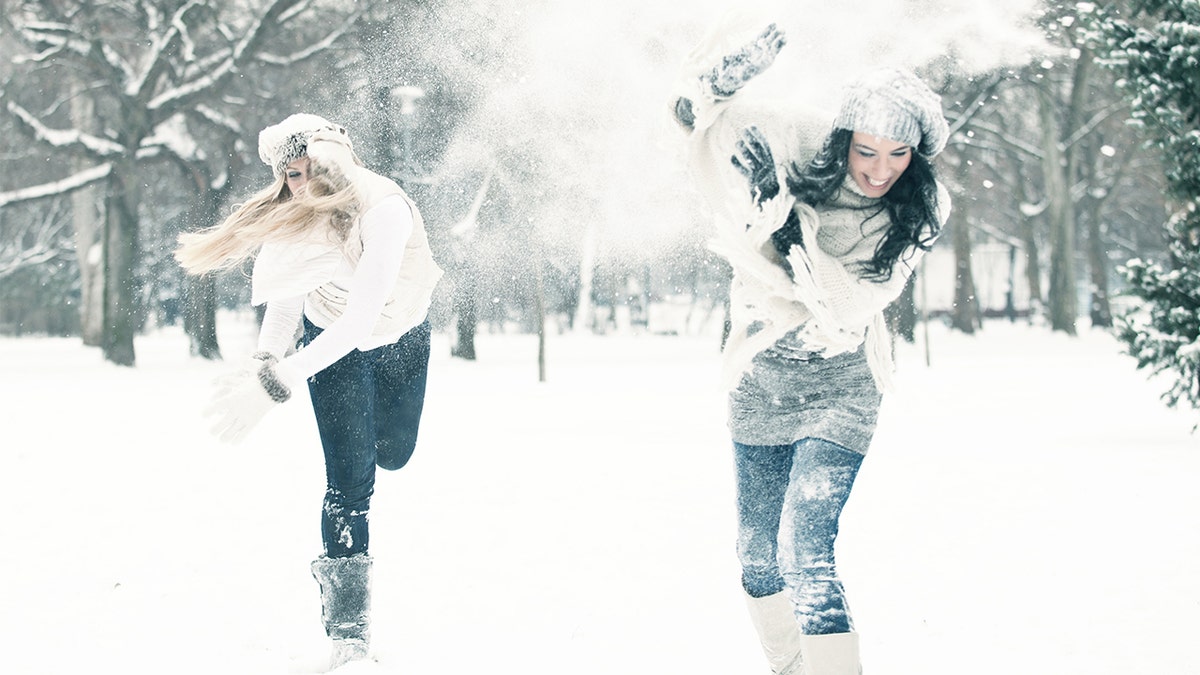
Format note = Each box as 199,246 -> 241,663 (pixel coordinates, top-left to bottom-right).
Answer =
251,165 -> 443,381
676,74 -> 950,391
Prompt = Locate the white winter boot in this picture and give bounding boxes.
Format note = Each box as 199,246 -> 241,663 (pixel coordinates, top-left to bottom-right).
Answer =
744,591 -> 805,675
311,554 -> 372,670
798,631 -> 862,675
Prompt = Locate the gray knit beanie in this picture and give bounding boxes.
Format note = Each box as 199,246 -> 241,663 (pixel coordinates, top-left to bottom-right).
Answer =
257,113 -> 349,178
832,68 -> 949,159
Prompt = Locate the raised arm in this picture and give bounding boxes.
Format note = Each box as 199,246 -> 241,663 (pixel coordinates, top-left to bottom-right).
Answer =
672,23 -> 787,131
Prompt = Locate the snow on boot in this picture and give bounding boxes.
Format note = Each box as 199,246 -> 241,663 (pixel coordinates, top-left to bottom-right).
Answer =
744,590 -> 804,675
798,631 -> 862,675
311,553 -> 372,670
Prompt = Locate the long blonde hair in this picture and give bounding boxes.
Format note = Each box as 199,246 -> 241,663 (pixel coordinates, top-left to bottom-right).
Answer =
175,157 -> 361,274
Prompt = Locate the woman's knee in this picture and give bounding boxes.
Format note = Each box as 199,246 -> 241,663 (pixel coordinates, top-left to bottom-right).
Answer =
743,569 -> 787,598
375,439 -> 416,471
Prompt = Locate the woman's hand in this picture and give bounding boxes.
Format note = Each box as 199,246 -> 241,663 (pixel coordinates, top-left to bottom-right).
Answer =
732,126 -> 780,205
706,23 -> 787,97
204,354 -> 298,444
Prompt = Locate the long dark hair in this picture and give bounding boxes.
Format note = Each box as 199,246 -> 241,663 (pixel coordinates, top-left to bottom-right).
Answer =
771,128 -> 941,282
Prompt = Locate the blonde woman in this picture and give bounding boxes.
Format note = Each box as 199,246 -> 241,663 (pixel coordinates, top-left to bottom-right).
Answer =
176,114 -> 442,669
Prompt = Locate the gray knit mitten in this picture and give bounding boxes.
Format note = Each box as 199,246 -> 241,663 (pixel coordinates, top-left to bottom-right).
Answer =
250,352 -> 293,403
705,23 -> 787,98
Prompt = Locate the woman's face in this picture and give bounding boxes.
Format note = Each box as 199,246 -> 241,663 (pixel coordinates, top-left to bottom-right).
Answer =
847,132 -> 913,197
284,157 -> 310,196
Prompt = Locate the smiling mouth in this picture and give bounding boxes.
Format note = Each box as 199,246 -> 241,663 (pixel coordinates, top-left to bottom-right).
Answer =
866,177 -> 889,188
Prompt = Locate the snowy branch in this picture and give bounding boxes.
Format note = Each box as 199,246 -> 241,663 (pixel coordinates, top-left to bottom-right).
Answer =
1061,102 -> 1125,151
191,104 -> 244,137
965,120 -> 1046,159
142,114 -> 202,164
130,1 -> 206,102
278,0 -> 316,24
147,0 -> 305,116
13,21 -> 91,59
256,9 -> 361,66
972,220 -> 1025,248
0,163 -> 110,207
5,100 -> 125,158
0,244 -> 67,280
0,203 -> 72,280
10,14 -> 134,89
945,74 -> 1005,141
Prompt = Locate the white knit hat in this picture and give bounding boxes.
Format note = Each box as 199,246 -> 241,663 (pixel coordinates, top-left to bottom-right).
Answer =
257,113 -> 350,178
832,68 -> 949,159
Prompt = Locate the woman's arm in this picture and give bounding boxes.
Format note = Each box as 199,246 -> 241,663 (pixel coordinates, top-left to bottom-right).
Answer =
257,295 -> 304,358
671,23 -> 787,132
283,194 -> 414,380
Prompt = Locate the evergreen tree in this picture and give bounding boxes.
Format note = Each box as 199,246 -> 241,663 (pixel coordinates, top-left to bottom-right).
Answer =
1086,0 -> 1200,413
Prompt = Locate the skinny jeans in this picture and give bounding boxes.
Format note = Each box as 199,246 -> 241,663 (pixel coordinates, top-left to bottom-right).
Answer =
303,318 -> 431,558
734,437 -> 863,635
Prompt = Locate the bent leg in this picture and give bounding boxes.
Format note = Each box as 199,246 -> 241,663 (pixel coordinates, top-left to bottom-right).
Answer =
373,321 -> 431,471
733,442 -> 794,597
779,438 -> 863,636
305,319 -> 377,558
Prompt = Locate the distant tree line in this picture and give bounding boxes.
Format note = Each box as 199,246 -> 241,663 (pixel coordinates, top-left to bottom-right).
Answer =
0,0 -> 1190,412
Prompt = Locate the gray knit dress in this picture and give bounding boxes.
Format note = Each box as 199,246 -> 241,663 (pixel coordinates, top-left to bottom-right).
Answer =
727,179 -> 892,455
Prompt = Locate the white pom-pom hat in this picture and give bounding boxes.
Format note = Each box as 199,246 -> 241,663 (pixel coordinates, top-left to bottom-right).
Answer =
832,68 -> 949,159
257,114 -> 351,178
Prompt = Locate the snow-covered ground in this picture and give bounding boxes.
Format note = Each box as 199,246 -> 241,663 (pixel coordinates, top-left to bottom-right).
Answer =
2,318 -> 1197,674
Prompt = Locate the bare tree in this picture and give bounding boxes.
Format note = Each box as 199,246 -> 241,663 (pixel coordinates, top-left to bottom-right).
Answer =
0,0 -> 362,365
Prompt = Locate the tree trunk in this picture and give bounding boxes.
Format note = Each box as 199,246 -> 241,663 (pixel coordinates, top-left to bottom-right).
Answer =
1018,214 -> 1044,314
184,274 -> 221,359
1038,85 -> 1077,335
950,219 -> 980,333
101,160 -> 141,366
180,186 -> 223,359
74,183 -> 104,346
1085,208 -> 1113,328
454,303 -> 478,360
452,256 -> 477,360
950,159 -> 980,334
536,251 -> 546,383
572,220 -> 597,333
70,83 -> 104,346
885,274 -> 918,342
1009,154 -> 1044,314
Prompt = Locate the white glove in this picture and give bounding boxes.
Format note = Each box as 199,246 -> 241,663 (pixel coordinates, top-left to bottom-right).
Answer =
306,128 -> 358,182
204,353 -> 299,444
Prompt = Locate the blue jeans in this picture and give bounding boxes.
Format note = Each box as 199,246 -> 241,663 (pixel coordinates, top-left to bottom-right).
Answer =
734,438 -> 864,635
303,318 -> 431,558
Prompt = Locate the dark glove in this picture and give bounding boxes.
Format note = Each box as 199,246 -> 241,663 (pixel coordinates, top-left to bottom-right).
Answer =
705,23 -> 787,98
673,97 -> 697,130
771,208 -> 806,271
732,126 -> 780,205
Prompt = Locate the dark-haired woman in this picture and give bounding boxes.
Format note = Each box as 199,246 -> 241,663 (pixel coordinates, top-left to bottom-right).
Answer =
671,23 -> 952,675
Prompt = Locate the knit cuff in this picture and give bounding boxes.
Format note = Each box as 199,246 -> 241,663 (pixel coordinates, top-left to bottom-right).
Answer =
257,360 -> 293,403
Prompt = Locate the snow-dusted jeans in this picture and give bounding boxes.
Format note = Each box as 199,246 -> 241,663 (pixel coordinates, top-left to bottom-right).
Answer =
734,438 -> 863,635
303,318 -> 431,558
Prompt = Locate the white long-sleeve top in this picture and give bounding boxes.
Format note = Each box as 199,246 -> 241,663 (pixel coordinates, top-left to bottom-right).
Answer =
255,194 -> 414,380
